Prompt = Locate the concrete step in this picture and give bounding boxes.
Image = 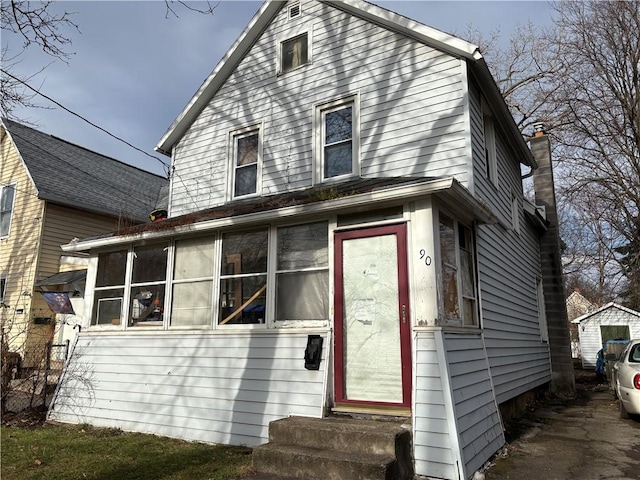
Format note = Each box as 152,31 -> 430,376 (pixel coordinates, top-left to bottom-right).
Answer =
252,444 -> 400,480
267,416 -> 410,457
253,416 -> 413,480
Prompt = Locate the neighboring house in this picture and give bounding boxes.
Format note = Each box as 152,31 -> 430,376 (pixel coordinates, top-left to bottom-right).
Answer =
50,2 -> 572,479
566,290 -> 596,358
0,119 -> 167,368
573,303 -> 640,369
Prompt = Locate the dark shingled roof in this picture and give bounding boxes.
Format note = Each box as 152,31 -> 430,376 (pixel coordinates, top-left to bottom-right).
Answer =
35,269 -> 86,287
3,119 -> 168,223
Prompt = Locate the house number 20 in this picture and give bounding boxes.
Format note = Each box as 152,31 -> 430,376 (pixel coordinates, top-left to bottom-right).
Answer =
419,249 -> 432,266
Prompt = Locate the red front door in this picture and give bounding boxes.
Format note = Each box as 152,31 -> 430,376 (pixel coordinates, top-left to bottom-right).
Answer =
334,224 -> 412,409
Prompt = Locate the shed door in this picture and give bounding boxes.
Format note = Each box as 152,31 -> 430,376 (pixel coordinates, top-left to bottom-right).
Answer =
334,224 -> 412,409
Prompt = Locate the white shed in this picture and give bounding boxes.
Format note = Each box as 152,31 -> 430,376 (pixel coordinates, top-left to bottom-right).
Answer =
573,303 -> 640,369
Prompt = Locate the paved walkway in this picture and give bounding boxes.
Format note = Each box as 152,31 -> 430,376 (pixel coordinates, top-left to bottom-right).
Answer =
484,380 -> 640,480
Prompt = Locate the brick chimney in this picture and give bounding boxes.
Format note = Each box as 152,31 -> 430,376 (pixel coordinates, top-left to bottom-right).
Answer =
531,122 -> 576,398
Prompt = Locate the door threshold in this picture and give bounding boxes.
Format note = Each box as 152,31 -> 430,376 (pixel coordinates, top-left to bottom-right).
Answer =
331,404 -> 411,418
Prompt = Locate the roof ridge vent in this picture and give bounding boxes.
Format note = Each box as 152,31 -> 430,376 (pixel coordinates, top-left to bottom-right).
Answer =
288,1 -> 301,19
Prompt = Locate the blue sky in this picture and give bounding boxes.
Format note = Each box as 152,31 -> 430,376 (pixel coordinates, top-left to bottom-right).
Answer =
2,1 -> 555,176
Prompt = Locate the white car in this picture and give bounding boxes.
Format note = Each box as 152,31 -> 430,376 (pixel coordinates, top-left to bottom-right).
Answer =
613,339 -> 640,419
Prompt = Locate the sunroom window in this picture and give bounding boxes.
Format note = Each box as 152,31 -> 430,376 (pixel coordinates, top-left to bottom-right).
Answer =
129,244 -> 168,327
439,214 -> 477,326
219,229 -> 268,326
171,237 -> 215,327
92,250 -> 127,326
276,221 -> 329,322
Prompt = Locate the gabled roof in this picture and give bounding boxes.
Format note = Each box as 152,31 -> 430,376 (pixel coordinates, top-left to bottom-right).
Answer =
2,119 -> 168,223
572,302 -> 640,324
155,0 -> 535,168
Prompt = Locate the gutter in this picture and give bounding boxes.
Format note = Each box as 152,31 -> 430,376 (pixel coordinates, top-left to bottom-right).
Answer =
62,177 -> 496,253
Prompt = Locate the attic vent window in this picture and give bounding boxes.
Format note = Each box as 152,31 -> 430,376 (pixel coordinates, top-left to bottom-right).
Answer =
288,2 -> 301,19
281,33 -> 308,73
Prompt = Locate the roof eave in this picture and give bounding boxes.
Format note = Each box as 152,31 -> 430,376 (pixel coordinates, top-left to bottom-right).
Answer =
62,177 -> 496,253
155,1 -> 285,154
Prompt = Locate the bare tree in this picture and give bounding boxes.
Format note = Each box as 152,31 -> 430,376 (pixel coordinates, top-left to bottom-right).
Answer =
468,2 -> 640,306
551,1 -> 640,307
1,0 -> 216,118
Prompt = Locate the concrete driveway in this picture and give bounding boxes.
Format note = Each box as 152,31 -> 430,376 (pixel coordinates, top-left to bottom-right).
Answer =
484,372 -> 640,480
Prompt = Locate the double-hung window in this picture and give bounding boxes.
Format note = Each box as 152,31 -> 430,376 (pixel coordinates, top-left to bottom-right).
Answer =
275,221 -> 329,323
317,97 -> 358,182
219,229 -> 268,326
171,237 -> 215,327
1,183 -> 16,237
93,250 -> 128,326
231,128 -> 261,198
129,244 -> 168,327
439,214 -> 478,326
0,275 -> 7,305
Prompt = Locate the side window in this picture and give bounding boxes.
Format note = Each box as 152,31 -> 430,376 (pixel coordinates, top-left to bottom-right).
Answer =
536,278 -> 549,342
439,214 -> 478,326
276,222 -> 329,322
231,128 -> 261,199
511,190 -> 520,233
316,96 -> 359,183
1,183 -> 16,237
129,244 -> 168,327
93,250 -> 128,326
482,99 -> 498,187
0,275 -> 7,304
281,32 -> 308,73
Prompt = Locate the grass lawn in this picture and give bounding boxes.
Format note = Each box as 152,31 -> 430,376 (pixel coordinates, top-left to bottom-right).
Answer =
1,422 -> 253,480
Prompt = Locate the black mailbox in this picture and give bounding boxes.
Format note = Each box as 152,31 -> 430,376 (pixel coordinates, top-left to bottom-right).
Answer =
304,335 -> 323,370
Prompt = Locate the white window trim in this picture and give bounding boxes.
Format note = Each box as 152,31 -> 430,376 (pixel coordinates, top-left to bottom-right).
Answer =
482,99 -> 498,188
437,212 -> 479,328
511,189 -> 521,234
228,124 -> 263,201
313,94 -> 360,185
1,182 -> 17,238
277,27 -> 312,75
168,235 -> 217,330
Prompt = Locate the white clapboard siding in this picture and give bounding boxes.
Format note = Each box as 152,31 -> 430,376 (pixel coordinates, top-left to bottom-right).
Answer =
413,331 -> 458,480
50,331 -> 329,446
170,0 -> 469,217
577,305 -> 640,368
466,79 -> 552,404
443,332 -> 504,478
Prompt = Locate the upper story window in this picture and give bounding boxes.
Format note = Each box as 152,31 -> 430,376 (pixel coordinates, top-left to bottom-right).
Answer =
316,96 -> 359,183
1,183 -> 16,237
511,190 -> 521,233
483,101 -> 498,187
281,32 -> 308,73
231,127 -> 261,199
439,214 -> 478,327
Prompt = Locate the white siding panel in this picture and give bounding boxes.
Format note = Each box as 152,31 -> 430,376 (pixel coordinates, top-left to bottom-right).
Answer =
50,331 -> 328,447
413,331 -> 458,480
578,307 -> 640,368
170,0 -> 468,216
444,332 -> 504,478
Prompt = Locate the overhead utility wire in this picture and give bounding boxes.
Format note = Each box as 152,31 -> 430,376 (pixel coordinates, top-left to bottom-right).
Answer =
2,69 -> 171,175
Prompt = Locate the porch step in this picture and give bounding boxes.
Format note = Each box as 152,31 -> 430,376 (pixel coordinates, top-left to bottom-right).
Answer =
252,416 -> 413,480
